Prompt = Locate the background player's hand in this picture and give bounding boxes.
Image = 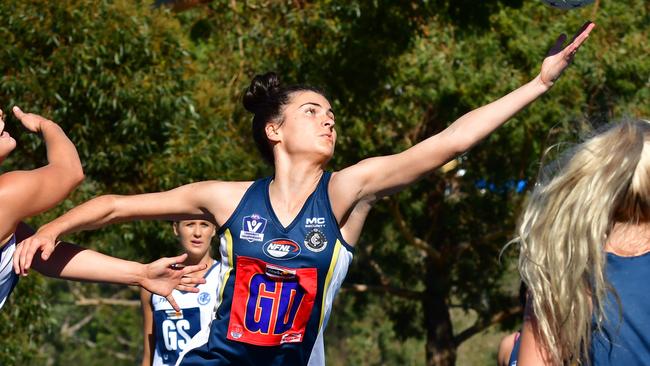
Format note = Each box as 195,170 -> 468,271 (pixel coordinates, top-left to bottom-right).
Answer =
12,106 -> 51,133
14,231 -> 59,276
139,253 -> 207,312
539,21 -> 595,87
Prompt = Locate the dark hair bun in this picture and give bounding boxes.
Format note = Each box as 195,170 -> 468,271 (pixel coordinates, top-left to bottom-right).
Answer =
243,72 -> 281,114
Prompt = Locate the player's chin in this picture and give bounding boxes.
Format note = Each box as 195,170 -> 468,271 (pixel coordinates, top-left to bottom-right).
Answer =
0,141 -> 16,162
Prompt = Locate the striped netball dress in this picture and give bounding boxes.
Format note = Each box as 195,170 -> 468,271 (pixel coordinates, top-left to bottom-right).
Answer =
177,172 -> 354,366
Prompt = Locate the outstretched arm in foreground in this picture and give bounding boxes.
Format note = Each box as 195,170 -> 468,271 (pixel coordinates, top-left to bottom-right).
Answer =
14,180 -> 247,274
16,222 -> 206,311
330,22 -> 595,236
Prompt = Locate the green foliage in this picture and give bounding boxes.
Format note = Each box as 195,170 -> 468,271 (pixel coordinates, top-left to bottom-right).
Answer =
0,0 -> 649,365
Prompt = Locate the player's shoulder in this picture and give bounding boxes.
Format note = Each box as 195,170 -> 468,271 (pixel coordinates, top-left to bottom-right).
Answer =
198,180 -> 254,199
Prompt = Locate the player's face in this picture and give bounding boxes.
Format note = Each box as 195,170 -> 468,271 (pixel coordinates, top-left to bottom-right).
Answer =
275,91 -> 336,163
174,220 -> 216,259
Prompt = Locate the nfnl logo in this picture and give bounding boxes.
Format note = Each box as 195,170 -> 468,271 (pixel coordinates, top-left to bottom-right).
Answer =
305,217 -> 325,228
263,239 -> 301,260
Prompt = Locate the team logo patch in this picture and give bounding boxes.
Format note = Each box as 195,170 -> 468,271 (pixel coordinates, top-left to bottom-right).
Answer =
240,214 -> 267,242
263,238 -> 301,260
197,292 -> 211,305
304,229 -> 328,252
230,325 -> 244,339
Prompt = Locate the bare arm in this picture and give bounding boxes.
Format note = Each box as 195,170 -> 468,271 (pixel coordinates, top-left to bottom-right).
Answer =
517,312 -> 552,365
14,180 -> 249,274
15,222 -> 206,311
330,23 -> 594,219
0,108 -> 84,236
140,289 -> 155,366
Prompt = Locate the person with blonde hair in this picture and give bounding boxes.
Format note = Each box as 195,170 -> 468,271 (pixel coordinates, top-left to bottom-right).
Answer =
515,119 -> 650,364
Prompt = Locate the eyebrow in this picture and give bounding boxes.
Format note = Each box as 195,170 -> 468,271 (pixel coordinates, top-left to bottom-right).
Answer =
299,102 -> 335,116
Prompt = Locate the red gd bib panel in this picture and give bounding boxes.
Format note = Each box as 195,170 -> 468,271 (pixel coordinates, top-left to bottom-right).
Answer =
227,256 -> 317,346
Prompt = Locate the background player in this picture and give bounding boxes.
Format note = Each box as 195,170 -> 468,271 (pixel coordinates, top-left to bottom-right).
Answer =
141,219 -> 220,366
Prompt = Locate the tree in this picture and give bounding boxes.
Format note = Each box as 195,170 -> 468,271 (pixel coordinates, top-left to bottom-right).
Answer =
1,1 -> 649,365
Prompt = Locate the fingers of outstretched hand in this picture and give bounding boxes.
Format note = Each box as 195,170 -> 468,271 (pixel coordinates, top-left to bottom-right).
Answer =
181,263 -> 208,277
564,22 -> 595,57
174,284 -> 201,293
547,33 -> 567,56
166,295 -> 180,312
570,21 -> 595,44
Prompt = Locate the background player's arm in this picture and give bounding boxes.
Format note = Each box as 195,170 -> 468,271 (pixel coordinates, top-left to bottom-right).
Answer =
14,180 -> 249,274
516,304 -> 552,366
0,108 -> 83,236
140,288 -> 155,366
329,23 -> 594,221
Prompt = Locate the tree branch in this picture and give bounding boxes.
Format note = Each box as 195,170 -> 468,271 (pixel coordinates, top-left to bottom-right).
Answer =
389,197 -> 441,261
341,283 -> 423,301
453,305 -> 523,346
75,298 -> 141,306
61,313 -> 95,338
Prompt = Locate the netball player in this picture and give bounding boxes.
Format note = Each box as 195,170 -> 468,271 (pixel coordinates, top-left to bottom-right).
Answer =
141,220 -> 220,366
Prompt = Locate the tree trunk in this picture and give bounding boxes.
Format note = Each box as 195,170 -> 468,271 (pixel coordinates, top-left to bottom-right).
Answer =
424,259 -> 456,366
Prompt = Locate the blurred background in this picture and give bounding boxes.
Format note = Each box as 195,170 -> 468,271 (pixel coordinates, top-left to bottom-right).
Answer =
0,0 -> 648,365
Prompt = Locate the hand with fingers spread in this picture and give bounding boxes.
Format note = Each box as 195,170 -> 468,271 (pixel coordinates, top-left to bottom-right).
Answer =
139,253 -> 208,312
539,21 -> 596,87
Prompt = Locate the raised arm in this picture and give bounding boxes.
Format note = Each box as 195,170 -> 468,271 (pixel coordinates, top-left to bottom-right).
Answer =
0,107 -> 84,234
14,180 -> 250,274
331,23 -> 594,208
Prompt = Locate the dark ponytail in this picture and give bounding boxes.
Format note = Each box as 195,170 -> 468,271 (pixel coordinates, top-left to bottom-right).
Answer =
243,72 -> 323,165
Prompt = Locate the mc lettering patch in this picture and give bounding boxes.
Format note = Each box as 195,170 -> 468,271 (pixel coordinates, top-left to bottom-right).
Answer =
227,256 -> 317,346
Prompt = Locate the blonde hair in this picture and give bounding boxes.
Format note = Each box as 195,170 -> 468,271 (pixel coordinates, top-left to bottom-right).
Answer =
516,119 -> 650,364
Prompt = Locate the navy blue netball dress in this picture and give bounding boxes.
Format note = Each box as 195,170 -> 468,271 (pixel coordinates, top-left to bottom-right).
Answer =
590,252 -> 650,365
177,172 -> 354,366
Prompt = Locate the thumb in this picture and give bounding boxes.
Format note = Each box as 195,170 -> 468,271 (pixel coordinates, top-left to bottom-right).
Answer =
168,253 -> 188,267
12,106 -> 24,119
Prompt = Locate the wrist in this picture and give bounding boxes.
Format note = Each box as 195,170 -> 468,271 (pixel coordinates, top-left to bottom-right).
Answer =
134,262 -> 148,287
37,223 -> 62,240
38,119 -> 60,135
533,74 -> 553,92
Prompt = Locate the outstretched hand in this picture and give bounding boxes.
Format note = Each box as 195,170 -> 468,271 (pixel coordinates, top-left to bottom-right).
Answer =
12,106 -> 49,133
140,253 -> 207,312
539,21 -> 595,87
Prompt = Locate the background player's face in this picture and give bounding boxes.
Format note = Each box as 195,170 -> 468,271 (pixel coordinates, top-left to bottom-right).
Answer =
273,91 -> 336,163
173,220 -> 216,259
